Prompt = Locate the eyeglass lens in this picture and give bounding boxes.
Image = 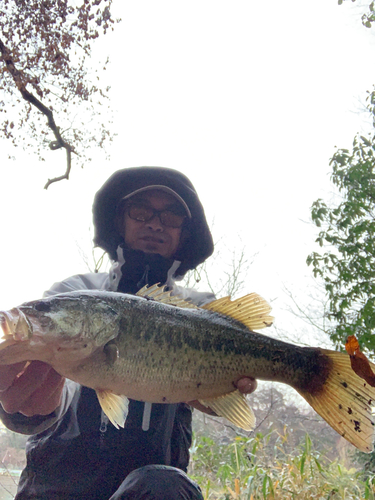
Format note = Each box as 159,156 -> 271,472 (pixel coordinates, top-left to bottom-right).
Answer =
128,205 -> 185,228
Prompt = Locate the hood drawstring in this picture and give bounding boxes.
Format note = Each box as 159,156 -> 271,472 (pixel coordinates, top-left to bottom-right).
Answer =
137,264 -> 150,290
108,246 -> 126,291
166,260 -> 181,287
106,248 -> 182,432
142,402 -> 152,431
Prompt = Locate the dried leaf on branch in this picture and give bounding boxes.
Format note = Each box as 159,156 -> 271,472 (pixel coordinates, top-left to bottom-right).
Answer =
345,335 -> 375,387
0,0 -> 119,187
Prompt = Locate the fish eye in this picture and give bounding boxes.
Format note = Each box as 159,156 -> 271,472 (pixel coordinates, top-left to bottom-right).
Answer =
34,302 -> 52,312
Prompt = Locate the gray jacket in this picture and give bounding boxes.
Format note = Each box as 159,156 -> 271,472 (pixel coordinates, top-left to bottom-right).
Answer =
0,270 -> 214,500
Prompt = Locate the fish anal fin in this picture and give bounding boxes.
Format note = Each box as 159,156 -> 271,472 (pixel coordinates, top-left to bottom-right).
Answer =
96,390 -> 129,429
136,284 -> 198,309
297,349 -> 375,453
202,293 -> 274,330
199,389 -> 255,431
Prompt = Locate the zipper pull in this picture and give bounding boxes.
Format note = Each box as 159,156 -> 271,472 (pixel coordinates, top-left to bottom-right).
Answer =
100,411 -> 109,447
100,411 -> 109,434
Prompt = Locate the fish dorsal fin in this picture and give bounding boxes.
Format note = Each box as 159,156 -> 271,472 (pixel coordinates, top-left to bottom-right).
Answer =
136,284 -> 198,309
202,293 -> 274,330
199,390 -> 256,431
96,390 -> 129,429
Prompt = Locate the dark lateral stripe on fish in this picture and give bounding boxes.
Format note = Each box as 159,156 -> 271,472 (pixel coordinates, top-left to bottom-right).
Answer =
122,299 -> 333,396
2,288 -> 375,453
290,349 -> 333,395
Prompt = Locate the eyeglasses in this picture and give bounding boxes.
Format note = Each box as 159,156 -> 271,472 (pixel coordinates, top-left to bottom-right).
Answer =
126,203 -> 187,228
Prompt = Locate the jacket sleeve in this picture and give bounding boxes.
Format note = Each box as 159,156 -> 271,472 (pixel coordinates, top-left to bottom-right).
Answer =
43,272 -> 110,297
0,380 -> 79,435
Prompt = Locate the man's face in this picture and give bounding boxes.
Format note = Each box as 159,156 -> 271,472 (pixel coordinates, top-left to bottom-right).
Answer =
119,190 -> 185,259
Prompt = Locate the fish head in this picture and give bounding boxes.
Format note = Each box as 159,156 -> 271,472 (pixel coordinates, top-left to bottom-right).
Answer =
0,292 -> 122,364
0,307 -> 34,342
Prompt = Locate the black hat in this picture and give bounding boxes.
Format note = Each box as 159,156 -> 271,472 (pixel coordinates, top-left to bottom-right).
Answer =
93,167 -> 214,275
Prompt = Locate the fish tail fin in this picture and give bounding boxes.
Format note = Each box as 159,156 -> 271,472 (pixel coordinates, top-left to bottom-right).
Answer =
296,349 -> 375,453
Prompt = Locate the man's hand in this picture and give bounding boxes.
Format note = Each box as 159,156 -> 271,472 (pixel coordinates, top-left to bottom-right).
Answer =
0,361 -> 65,417
188,377 -> 257,415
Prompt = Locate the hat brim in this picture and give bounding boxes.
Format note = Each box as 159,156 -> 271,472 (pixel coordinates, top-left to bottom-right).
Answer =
121,185 -> 192,218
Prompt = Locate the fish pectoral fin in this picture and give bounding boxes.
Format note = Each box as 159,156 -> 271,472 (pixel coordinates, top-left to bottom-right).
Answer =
103,340 -> 119,365
96,390 -> 129,429
202,293 -> 274,331
199,390 -> 256,431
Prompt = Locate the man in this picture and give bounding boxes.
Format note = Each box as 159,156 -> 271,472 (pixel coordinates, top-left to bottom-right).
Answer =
0,167 -> 256,499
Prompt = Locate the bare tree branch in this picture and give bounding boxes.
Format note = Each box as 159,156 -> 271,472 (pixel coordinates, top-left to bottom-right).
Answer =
0,1 -> 118,186
0,37 -> 75,189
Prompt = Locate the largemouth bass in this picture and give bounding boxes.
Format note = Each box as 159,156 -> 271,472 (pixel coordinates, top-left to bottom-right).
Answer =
0,285 -> 374,453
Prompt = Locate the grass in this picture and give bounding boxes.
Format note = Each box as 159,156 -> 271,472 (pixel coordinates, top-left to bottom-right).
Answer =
189,430 -> 375,499
0,423 -> 374,499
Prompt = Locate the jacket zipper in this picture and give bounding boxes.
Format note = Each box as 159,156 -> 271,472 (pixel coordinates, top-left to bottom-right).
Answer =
100,411 -> 109,446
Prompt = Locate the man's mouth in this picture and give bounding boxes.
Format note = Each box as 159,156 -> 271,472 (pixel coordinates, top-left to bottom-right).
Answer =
139,236 -> 165,244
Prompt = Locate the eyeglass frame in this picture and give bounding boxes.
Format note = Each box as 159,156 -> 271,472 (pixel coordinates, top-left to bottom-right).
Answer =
125,202 -> 188,229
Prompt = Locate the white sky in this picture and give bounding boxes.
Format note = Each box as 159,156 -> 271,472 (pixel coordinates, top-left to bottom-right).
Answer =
1,0 -> 375,346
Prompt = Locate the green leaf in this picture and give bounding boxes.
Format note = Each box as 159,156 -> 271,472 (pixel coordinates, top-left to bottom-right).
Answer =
262,474 -> 268,498
308,129 -> 375,350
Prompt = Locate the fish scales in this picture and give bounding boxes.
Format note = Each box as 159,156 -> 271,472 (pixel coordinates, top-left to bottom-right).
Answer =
36,293 -> 329,403
0,288 -> 375,453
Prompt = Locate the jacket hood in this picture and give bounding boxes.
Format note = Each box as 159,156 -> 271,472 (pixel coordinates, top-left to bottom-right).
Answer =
92,167 -> 214,275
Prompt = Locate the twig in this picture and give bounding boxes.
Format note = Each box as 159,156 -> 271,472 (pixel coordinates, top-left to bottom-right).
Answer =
0,463 -> 18,497
0,38 -> 75,189
253,390 -> 280,432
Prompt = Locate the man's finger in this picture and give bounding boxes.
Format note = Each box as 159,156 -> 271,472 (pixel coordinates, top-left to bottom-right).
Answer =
0,362 -> 29,392
236,377 -> 257,394
19,372 -> 65,416
0,361 -> 59,414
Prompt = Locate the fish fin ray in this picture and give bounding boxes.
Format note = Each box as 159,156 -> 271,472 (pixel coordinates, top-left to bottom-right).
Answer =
199,390 -> 255,431
136,284 -> 198,309
96,390 -> 129,429
296,349 -> 375,453
202,293 -> 274,330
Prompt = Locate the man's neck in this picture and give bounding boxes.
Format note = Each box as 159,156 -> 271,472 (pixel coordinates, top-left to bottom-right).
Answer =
116,245 -> 175,294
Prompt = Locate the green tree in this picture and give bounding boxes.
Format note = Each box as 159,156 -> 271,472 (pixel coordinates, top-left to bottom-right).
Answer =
0,0 -> 119,188
339,0 -> 375,28
307,91 -> 375,350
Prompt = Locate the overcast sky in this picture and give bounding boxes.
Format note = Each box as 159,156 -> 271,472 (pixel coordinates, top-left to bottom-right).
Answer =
1,0 -> 375,347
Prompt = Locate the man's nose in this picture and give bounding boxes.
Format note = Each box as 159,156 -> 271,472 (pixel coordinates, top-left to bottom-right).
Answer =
145,214 -> 164,231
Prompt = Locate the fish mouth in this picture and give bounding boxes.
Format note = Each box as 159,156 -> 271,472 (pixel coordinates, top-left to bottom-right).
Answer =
0,309 -> 33,342
0,314 -> 10,337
